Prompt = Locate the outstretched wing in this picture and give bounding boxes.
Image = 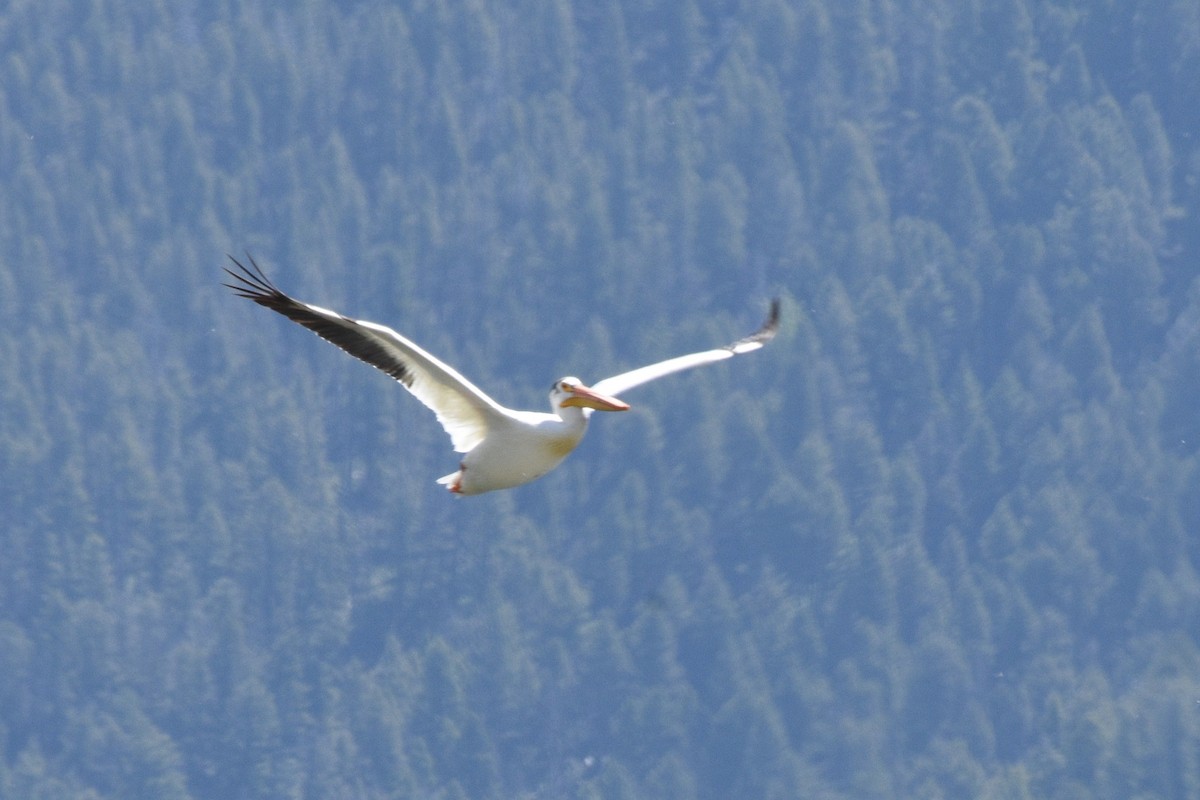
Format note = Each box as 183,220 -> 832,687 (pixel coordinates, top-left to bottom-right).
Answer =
590,299 -> 780,398
224,255 -> 510,453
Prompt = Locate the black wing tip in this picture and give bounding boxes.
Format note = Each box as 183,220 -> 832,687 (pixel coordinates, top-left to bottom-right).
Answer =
764,297 -> 781,333
222,252 -> 290,305
750,297 -> 782,342
724,297 -> 781,352
221,253 -> 415,386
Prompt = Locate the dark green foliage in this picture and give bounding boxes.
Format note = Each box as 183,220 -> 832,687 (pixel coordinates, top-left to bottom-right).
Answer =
2,1 -> 1200,797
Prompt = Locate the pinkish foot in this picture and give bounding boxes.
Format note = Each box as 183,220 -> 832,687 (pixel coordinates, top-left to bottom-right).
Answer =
448,462 -> 466,494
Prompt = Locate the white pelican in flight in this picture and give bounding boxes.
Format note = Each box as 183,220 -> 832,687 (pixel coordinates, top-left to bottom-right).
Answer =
224,256 -> 779,495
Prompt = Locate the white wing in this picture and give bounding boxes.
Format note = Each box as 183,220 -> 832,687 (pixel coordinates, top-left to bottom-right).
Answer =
591,299 -> 780,397
224,255 -> 510,453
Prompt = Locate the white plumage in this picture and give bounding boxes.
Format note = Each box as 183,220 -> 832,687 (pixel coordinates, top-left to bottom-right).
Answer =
225,256 -> 779,495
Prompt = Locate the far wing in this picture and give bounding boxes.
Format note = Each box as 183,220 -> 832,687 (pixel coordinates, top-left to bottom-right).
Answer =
591,299 -> 780,397
224,255 -> 510,453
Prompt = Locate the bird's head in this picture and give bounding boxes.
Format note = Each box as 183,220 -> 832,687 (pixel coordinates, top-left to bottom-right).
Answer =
550,377 -> 630,414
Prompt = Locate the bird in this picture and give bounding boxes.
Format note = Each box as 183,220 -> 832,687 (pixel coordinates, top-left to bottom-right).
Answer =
224,255 -> 780,495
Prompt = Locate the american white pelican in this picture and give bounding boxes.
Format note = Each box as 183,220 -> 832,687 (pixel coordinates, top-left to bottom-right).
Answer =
224,256 -> 779,495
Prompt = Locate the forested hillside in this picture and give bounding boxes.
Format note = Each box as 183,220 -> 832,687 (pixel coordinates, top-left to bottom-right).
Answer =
2,1 -> 1199,797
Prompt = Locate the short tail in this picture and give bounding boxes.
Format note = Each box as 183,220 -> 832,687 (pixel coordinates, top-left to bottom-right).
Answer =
437,469 -> 464,495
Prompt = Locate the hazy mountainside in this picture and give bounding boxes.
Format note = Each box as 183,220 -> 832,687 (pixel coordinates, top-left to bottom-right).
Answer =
2,1 -> 1199,797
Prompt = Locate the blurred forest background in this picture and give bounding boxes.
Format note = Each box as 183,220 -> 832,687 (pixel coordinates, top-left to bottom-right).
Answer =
2,0 -> 1200,797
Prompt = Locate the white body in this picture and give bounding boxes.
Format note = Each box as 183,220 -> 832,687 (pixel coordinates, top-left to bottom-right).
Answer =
437,407 -> 588,494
